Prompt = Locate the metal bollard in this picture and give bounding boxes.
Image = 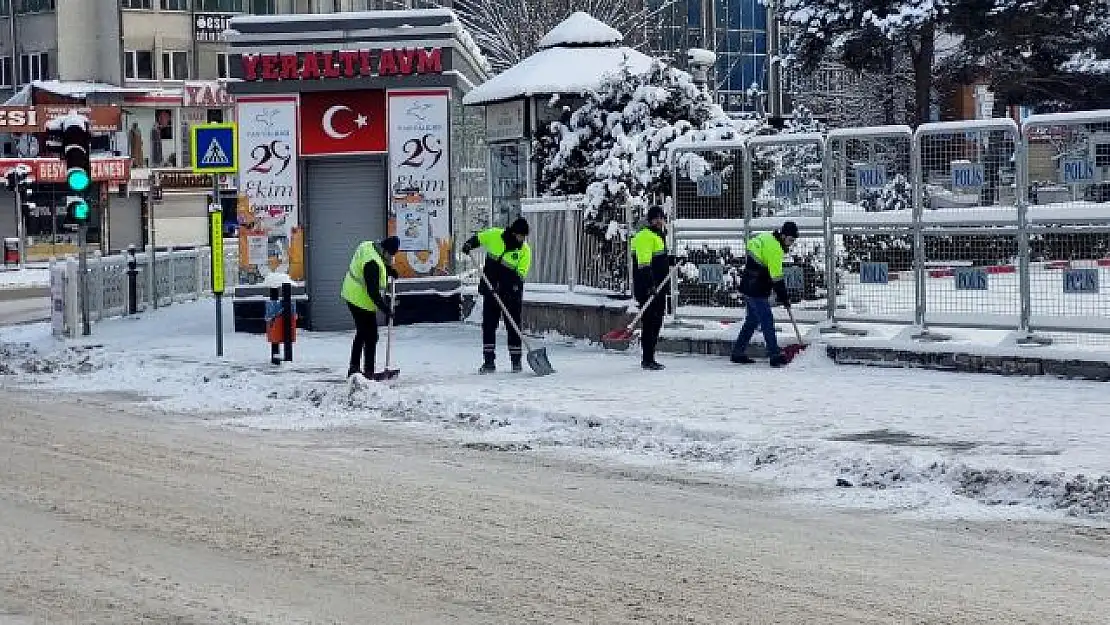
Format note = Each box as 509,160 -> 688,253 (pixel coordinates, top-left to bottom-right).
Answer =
281,282 -> 293,362
126,245 -> 138,315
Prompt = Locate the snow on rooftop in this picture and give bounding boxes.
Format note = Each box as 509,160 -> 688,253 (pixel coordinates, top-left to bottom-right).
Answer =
537,11 -> 623,50
462,45 -> 654,106
228,7 -> 456,25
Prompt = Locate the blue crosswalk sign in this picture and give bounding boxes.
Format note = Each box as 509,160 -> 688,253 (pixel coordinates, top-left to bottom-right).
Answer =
191,123 -> 238,173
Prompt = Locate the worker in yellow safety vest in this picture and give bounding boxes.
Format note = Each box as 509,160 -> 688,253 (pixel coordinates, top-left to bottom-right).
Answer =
341,235 -> 400,379
630,206 -> 675,371
461,217 -> 531,373
730,221 -> 798,367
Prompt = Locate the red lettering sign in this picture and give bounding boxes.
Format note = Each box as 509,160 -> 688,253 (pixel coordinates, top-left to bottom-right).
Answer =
0,158 -> 131,183
240,47 -> 445,81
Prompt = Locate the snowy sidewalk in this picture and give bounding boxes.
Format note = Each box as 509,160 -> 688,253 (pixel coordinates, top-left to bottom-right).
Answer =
2,298 -> 1109,521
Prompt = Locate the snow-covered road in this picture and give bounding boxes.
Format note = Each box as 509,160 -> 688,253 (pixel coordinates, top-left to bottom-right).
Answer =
2,298 -> 1108,521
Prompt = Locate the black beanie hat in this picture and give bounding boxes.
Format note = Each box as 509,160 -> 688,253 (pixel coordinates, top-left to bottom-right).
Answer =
508,217 -> 530,236
380,235 -> 400,255
780,221 -> 799,238
646,206 -> 666,222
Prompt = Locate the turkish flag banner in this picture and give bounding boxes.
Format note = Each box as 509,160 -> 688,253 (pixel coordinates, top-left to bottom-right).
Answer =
299,90 -> 387,156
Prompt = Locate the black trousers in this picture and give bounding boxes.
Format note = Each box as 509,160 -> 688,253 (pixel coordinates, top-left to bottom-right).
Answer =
639,293 -> 666,364
347,302 -> 379,375
482,289 -> 523,360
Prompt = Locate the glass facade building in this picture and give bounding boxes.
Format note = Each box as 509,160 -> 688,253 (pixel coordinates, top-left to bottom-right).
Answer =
647,0 -> 769,113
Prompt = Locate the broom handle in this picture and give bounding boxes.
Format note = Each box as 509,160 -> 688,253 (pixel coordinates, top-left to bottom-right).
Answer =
786,305 -> 804,344
383,279 -> 395,367
626,265 -> 679,331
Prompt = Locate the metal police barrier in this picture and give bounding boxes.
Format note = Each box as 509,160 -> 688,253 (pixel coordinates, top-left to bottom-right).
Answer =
913,118 -> 1022,334
1020,110 -> 1110,346
826,125 -> 917,328
669,140 -> 748,320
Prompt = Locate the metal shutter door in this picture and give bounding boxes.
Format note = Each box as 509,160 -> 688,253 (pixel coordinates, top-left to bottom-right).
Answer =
305,157 -> 386,332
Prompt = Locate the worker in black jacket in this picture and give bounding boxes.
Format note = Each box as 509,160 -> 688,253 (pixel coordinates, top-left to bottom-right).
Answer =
630,206 -> 673,370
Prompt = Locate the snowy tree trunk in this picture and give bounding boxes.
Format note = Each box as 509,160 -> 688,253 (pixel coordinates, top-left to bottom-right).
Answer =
912,22 -> 936,126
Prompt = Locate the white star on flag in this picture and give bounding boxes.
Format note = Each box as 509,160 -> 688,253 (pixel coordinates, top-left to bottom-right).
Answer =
354,114 -> 369,128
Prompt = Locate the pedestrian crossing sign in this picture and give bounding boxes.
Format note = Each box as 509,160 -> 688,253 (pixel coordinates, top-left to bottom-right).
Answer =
190,123 -> 238,174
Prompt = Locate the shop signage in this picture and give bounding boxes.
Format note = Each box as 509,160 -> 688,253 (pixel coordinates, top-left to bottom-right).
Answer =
236,96 -> 302,285
153,169 -> 234,190
0,105 -> 122,133
387,89 -> 451,278
0,157 -> 130,183
485,100 -> 525,143
299,90 -> 387,156
183,81 -> 233,108
195,12 -> 234,42
240,47 -> 443,81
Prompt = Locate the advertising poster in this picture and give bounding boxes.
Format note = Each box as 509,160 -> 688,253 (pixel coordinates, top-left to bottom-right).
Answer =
235,95 -> 303,285
387,89 -> 451,277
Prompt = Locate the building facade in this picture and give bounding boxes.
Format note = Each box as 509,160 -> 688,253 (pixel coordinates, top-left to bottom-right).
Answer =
0,0 -> 446,257
647,0 -> 770,114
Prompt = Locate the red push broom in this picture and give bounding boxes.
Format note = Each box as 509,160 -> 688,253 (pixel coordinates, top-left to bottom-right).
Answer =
600,266 -> 678,350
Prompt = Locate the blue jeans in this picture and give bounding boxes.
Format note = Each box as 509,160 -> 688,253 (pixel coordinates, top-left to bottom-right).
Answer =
731,296 -> 780,359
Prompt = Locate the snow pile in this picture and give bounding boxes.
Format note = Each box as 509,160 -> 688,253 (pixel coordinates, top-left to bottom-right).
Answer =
5,300 -> 1110,521
0,267 -> 50,290
536,11 -> 622,49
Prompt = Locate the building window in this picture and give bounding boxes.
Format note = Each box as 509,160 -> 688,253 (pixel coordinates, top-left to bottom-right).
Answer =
161,0 -> 189,9
197,0 -> 241,10
1096,144 -> 1110,169
16,0 -> 55,13
247,0 -> 275,14
125,50 -> 155,80
0,1 -> 9,14
121,0 -> 152,8
216,53 -> 232,79
18,52 -> 49,83
0,57 -> 12,88
162,51 -> 189,81
310,0 -> 338,11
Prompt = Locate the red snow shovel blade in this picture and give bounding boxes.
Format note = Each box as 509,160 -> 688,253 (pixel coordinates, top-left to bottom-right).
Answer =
782,343 -> 807,363
600,327 -> 634,350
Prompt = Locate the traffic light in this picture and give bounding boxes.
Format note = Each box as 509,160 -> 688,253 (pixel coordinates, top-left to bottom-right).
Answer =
61,114 -> 92,193
67,196 -> 90,223
3,163 -> 34,200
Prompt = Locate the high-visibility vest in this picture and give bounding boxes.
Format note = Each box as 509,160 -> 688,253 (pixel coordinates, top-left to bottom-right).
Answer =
747,231 -> 785,280
477,227 -> 531,280
341,241 -> 387,312
630,226 -> 666,268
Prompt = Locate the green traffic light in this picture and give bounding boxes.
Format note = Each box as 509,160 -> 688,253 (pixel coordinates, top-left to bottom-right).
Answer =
73,200 -> 89,221
67,169 -> 90,192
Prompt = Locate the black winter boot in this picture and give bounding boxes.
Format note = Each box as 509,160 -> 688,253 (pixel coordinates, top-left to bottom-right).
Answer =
479,352 -> 496,374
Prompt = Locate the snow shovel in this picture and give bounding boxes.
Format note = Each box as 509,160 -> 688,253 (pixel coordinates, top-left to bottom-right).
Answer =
478,269 -> 554,376
373,280 -> 400,381
781,305 -> 808,363
601,265 -> 679,351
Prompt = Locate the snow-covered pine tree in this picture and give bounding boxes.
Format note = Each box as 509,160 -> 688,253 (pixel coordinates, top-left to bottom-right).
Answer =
533,59 -> 764,291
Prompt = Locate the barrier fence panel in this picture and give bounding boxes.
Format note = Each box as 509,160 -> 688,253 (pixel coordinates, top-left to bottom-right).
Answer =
915,118 -> 1022,224
827,126 -> 917,326
520,197 -> 571,287
1022,111 -> 1110,344
670,142 -> 748,320
921,229 -> 1022,330
914,119 -> 1022,334
747,133 -> 830,323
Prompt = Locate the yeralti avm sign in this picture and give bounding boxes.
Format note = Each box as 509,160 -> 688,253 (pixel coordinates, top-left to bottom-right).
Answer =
240,47 -> 443,81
